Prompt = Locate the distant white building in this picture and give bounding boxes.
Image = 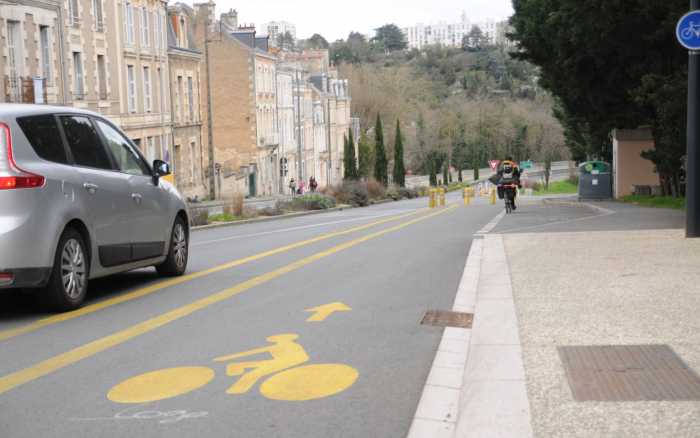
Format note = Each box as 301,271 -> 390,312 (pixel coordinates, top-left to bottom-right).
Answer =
262,21 -> 297,48
403,13 -> 504,49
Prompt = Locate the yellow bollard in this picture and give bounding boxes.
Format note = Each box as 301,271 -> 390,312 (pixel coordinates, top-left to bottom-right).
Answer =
429,189 -> 437,208
439,188 -> 446,207
463,188 -> 470,206
490,188 -> 497,205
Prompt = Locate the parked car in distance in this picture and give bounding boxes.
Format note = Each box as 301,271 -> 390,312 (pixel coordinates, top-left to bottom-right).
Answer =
0,105 -> 189,311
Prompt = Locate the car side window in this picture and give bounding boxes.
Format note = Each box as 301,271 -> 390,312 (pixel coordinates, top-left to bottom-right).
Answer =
60,116 -> 113,170
95,119 -> 150,176
16,115 -> 69,164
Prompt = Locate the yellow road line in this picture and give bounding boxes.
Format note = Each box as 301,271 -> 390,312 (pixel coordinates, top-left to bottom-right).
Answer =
0,205 -> 457,396
0,209 -> 425,343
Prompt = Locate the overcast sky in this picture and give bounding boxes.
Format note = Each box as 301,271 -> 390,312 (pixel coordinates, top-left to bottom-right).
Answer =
183,0 -> 514,41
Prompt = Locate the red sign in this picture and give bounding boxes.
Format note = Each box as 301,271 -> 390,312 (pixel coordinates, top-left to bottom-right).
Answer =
489,160 -> 500,171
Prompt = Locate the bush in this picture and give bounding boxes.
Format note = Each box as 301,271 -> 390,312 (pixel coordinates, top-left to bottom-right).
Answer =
278,194 -> 337,211
224,193 -> 244,217
329,180 -> 369,207
385,187 -> 401,201
399,187 -> 419,199
190,208 -> 209,227
567,174 -> 580,186
366,178 -> 386,200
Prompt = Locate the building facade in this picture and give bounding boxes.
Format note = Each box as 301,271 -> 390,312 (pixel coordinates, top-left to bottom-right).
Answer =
0,1 -> 62,105
403,14 -> 502,49
167,2 -> 207,200
261,20 -> 295,49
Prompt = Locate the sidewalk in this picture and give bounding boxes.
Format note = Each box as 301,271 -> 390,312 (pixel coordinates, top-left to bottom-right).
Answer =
409,205 -> 700,438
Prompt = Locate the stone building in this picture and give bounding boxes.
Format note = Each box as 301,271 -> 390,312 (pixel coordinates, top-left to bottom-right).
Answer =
0,1 -> 62,104
192,3 -> 281,198
167,2 -> 207,200
0,0 -> 173,166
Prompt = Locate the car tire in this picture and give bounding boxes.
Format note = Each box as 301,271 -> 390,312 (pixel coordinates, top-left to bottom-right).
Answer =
156,216 -> 188,277
43,228 -> 89,312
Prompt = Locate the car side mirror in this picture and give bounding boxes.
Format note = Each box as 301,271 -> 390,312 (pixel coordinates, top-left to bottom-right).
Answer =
152,159 -> 171,185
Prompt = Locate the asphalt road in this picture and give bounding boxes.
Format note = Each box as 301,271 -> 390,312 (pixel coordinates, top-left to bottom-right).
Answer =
0,193 -> 501,438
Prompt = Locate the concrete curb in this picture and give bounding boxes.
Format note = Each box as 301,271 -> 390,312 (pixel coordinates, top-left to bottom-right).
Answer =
407,211 -> 534,438
190,205 -> 353,232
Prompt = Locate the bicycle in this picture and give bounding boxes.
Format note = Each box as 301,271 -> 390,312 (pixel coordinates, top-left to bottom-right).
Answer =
107,333 -> 358,404
682,22 -> 700,39
500,183 -> 518,214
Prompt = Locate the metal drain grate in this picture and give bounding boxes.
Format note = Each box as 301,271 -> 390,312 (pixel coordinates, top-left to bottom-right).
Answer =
558,345 -> 700,402
421,310 -> 473,328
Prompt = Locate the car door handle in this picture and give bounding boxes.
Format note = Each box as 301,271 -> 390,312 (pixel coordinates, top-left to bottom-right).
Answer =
131,193 -> 143,204
83,183 -> 99,193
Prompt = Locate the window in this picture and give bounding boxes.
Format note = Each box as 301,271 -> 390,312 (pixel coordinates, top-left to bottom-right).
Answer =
97,55 -> 107,99
68,0 -> 79,26
179,18 -> 186,47
95,119 -> 149,175
40,26 -> 51,82
16,115 -> 68,164
60,116 -> 112,170
177,75 -> 183,121
143,66 -> 151,112
190,142 -> 196,181
141,7 -> 150,47
154,12 -> 159,49
187,76 -> 194,121
72,52 -> 84,100
127,65 -> 136,112
93,0 -> 103,31
6,21 -> 22,101
124,2 -> 134,44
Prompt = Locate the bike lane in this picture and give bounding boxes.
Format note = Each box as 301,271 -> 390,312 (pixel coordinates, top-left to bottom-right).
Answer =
0,200 -> 501,438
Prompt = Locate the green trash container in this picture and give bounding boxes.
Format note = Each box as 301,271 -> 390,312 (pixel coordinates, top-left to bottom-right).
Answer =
579,161 -> 612,200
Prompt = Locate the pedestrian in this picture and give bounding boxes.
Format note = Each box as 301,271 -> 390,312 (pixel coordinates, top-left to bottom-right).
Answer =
298,180 -> 305,195
309,176 -> 318,192
289,178 -> 296,196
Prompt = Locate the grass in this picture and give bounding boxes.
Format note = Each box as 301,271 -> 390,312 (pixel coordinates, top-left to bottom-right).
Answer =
208,213 -> 244,222
621,195 -> 686,210
533,180 -> 579,195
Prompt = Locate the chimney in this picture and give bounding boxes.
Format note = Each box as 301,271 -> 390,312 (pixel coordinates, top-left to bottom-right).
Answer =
221,9 -> 238,32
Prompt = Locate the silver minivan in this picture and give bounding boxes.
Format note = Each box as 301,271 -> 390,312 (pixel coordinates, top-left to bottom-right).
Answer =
0,105 -> 189,311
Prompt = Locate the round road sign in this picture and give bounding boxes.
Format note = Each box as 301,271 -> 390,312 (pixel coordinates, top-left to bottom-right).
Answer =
677,11 -> 700,50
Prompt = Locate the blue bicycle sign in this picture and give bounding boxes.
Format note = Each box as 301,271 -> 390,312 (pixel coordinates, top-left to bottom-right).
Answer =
677,11 -> 700,50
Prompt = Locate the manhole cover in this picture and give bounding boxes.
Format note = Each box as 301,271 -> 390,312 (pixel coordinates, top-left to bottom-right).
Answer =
558,345 -> 700,402
421,310 -> 473,328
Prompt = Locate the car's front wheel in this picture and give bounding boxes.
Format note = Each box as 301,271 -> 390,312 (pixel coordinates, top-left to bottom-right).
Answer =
156,217 -> 188,277
43,228 -> 89,311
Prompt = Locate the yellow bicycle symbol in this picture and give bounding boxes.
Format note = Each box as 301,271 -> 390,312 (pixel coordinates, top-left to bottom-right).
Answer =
107,333 -> 358,403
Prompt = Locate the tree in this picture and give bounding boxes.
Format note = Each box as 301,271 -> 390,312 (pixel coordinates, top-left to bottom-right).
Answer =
510,0 -> 687,195
373,114 -> 388,185
463,26 -> 488,51
372,24 -> 407,52
358,132 -> 374,179
305,33 -> 329,50
344,128 -> 358,180
276,31 -> 296,51
393,120 -> 406,187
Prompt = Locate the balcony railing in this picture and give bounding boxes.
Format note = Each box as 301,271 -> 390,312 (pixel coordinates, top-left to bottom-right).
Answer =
3,76 -> 47,104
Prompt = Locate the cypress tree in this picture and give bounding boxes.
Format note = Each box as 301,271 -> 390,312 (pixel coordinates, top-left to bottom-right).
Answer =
358,133 -> 373,179
373,114 -> 388,185
392,119 -> 406,187
347,127 -> 358,179
343,134 -> 350,180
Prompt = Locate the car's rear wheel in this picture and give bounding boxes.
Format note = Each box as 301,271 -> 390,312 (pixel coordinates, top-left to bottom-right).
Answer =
43,228 -> 89,311
156,217 -> 188,277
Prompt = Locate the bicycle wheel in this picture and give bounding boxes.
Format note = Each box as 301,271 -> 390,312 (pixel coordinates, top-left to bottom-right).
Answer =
260,363 -> 359,401
108,367 -> 215,404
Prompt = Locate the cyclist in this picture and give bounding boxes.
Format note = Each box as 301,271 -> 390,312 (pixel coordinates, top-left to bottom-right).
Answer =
496,157 -> 521,210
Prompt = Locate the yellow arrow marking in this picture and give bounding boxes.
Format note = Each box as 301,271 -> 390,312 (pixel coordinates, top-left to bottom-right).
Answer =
305,302 -> 352,322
